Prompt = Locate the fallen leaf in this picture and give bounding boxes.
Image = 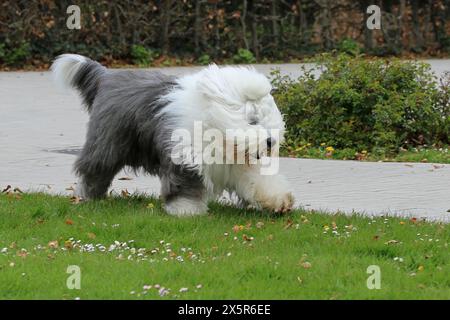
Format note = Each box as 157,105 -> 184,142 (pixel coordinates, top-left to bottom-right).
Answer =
385,239 -> 400,245
284,219 -> 294,230
48,240 -> 59,249
17,250 -> 28,258
300,261 -> 312,269
64,240 -> 73,249
70,196 -> 81,204
65,219 -> 74,225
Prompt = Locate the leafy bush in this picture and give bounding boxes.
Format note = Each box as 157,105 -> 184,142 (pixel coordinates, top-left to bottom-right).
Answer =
130,45 -> 157,66
272,53 -> 450,155
336,38 -> 360,56
197,54 -> 211,65
0,42 -> 31,66
232,49 -> 256,64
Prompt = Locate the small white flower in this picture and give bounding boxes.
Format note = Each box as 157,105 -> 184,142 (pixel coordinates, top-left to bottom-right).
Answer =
179,287 -> 188,293
159,287 -> 169,296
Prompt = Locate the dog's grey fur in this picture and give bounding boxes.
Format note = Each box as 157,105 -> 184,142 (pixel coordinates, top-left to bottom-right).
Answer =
68,57 -> 205,204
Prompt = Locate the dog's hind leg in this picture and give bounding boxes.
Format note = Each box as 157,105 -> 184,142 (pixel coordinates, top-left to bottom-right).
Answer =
74,146 -> 122,200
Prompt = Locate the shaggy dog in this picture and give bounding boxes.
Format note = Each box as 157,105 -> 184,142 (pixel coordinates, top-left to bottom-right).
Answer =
51,54 -> 294,216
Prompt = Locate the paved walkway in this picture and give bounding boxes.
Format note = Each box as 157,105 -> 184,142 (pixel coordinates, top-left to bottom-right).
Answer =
1,62 -> 449,221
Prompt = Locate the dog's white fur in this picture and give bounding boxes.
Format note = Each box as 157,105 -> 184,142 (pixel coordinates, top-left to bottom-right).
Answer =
161,65 -> 293,215
51,54 -> 294,216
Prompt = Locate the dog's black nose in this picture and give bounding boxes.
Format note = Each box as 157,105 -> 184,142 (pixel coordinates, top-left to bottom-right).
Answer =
266,137 -> 275,148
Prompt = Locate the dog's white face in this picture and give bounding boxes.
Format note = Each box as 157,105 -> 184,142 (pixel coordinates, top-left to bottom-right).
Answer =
196,65 -> 286,162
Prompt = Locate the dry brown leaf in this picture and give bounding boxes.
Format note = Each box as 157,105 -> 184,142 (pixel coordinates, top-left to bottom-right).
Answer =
300,261 -> 312,269
121,189 -> 130,197
284,219 -> 294,230
17,250 -> 28,258
48,240 -> 59,249
70,196 -> 81,204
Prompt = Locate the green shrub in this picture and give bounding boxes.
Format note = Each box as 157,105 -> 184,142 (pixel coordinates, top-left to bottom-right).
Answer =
197,54 -> 211,65
272,53 -> 450,154
232,48 -> 256,64
336,38 -> 360,56
130,45 -> 157,66
0,42 -> 31,66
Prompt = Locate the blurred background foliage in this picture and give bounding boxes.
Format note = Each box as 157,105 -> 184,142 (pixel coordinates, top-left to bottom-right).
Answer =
1,0 -> 450,68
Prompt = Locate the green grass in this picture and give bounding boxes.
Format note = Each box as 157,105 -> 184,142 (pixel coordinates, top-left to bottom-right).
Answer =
0,193 -> 449,300
282,145 -> 450,164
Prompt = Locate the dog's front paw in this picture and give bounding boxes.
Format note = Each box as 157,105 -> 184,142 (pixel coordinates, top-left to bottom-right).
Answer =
256,191 -> 294,213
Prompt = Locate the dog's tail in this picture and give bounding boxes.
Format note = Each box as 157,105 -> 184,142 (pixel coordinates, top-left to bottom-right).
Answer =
51,54 -> 106,112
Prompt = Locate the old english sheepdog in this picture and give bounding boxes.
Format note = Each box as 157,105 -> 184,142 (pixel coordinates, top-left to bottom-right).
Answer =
51,54 -> 294,216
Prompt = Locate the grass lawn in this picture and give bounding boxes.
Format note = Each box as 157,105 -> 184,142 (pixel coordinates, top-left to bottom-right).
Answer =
0,193 -> 449,300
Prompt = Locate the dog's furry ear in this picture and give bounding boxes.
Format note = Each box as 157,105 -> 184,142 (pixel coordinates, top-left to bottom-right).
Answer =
197,64 -> 271,107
